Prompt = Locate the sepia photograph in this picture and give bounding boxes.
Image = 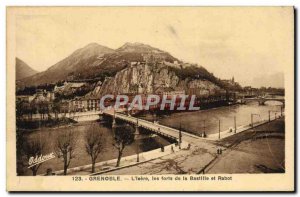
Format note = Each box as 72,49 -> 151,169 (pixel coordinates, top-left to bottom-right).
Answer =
6,6 -> 294,191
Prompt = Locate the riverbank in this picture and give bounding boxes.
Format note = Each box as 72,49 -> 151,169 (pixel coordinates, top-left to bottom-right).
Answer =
205,117 -> 285,173
20,102 -> 284,175
138,102 -> 283,137
34,113 -> 284,176
64,142 -> 189,175
19,121 -> 172,176
206,114 -> 284,140
97,117 -> 285,175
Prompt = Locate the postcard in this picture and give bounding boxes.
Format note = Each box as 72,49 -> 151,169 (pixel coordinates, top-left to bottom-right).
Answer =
6,6 -> 294,192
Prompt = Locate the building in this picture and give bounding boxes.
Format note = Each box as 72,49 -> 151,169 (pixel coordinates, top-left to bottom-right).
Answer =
70,97 -> 88,112
16,95 -> 35,103
54,82 -> 86,94
221,76 -> 236,86
188,88 -> 210,97
70,83 -> 86,91
163,90 -> 185,96
70,96 -> 103,111
46,92 -> 55,101
154,87 -> 185,95
244,86 -> 255,97
26,89 -> 55,105
59,100 -> 70,114
87,97 -> 101,111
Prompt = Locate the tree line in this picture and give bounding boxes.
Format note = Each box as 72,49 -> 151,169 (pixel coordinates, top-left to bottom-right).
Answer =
17,123 -> 135,176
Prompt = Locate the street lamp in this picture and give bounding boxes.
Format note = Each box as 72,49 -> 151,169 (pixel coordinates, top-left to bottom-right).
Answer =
179,122 -> 182,149
218,119 -> 221,139
280,105 -> 284,117
134,118 -> 140,162
203,120 -> 206,138
234,116 -> 237,133
251,113 -> 260,128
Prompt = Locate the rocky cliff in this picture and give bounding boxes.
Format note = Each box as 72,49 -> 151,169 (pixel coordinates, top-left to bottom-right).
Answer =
17,42 -> 231,97
89,62 -> 223,97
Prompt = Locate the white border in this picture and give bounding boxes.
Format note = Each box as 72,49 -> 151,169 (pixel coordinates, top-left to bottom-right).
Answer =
1,0 -> 298,196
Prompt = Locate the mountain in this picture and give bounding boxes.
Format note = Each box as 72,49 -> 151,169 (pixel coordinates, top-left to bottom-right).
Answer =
18,43 -> 115,87
116,42 -> 179,63
18,42 -> 233,97
17,42 -> 179,88
117,42 -> 170,54
91,62 -> 223,97
16,58 -> 38,80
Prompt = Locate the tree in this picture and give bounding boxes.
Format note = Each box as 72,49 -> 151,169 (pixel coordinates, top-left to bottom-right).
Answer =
23,102 -> 32,120
16,100 -> 25,120
52,101 -> 61,119
23,136 -> 45,176
16,100 -> 34,120
60,101 -> 69,116
37,100 -> 49,120
54,131 -> 77,175
85,124 -> 106,173
16,129 -> 25,175
29,102 -> 37,120
113,125 -> 135,167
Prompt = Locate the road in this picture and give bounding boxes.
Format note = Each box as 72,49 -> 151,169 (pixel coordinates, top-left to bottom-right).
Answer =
104,109 -> 201,144
99,118 -> 285,175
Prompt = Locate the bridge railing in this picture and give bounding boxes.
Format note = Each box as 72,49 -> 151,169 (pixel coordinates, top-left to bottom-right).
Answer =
110,112 -> 200,139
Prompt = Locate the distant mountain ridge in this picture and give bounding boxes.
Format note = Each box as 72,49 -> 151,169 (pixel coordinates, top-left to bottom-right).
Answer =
117,42 -> 166,53
16,58 -> 38,80
17,42 -> 243,96
17,42 -> 179,88
18,43 -> 115,87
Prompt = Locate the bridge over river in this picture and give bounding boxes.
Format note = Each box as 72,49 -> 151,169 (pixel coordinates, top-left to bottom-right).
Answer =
242,97 -> 285,105
67,101 -> 284,144
102,109 -> 201,143
64,109 -> 201,143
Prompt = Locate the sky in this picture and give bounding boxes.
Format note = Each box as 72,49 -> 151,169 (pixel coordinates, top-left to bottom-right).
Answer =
14,7 -> 293,88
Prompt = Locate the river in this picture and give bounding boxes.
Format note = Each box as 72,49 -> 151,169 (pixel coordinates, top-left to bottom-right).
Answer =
139,100 -> 284,136
19,100 -> 283,175
20,122 -> 170,176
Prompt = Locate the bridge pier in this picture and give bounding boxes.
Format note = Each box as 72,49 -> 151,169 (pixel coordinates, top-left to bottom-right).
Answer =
112,116 -> 117,128
102,109 -> 199,145
258,99 -> 265,105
